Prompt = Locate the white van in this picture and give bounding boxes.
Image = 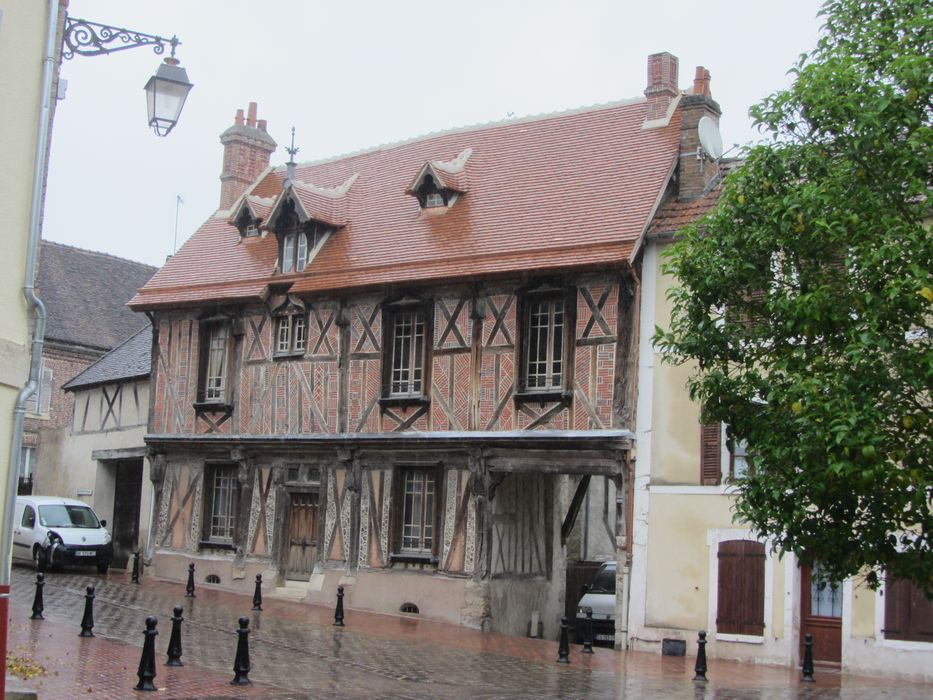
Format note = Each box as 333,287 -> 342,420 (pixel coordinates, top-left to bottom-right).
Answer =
575,561 -> 616,646
13,496 -> 113,574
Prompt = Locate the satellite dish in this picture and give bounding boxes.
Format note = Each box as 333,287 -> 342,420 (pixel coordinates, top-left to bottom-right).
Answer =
697,116 -> 723,160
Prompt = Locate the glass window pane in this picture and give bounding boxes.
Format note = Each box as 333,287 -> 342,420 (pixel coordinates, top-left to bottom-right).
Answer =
282,233 -> 295,273
296,232 -> 308,271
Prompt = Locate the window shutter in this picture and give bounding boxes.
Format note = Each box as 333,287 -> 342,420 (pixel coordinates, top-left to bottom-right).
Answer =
885,576 -> 933,642
39,365 -> 53,415
717,540 -> 765,636
701,423 -> 722,485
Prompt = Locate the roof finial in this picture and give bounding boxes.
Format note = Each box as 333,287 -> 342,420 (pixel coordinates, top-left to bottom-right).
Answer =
285,126 -> 299,184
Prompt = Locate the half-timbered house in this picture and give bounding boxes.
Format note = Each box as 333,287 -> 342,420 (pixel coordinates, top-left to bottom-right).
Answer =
129,54 -> 715,639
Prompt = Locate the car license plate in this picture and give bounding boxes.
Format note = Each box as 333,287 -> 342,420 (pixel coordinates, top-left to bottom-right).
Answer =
75,550 -> 95,557
595,634 -> 614,641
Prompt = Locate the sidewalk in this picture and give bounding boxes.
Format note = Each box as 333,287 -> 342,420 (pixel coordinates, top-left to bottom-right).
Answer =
6,564 -> 931,699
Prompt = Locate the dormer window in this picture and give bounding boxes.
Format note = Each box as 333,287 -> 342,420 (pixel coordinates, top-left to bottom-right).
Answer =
276,198 -> 331,274
283,231 -> 308,273
416,174 -> 449,209
233,207 -> 263,238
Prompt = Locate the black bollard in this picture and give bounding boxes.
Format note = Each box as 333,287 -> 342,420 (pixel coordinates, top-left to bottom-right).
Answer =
231,616 -> 251,685
131,550 -> 141,584
252,574 -> 262,612
166,606 -> 184,667
135,616 -> 158,691
333,585 -> 345,627
693,630 -> 708,681
30,572 -> 45,620
802,632 -> 815,682
557,616 -> 571,663
581,606 -> 594,654
185,562 -> 195,598
79,585 -> 95,637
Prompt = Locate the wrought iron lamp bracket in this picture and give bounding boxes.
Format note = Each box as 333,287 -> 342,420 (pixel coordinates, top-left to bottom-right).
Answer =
63,16 -> 180,61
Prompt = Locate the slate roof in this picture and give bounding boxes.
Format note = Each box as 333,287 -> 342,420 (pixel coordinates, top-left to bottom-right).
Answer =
130,96 -> 683,310
63,324 -> 152,391
39,241 -> 156,352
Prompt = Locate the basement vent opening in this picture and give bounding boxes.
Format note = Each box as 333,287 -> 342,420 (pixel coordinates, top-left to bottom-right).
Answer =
205,574 -> 221,585
399,602 -> 420,615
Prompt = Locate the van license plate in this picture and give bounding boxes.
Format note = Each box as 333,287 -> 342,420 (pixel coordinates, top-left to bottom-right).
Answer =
595,634 -> 614,641
75,551 -> 95,557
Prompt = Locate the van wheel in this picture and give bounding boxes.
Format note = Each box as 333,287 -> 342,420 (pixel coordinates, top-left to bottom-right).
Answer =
97,562 -> 109,575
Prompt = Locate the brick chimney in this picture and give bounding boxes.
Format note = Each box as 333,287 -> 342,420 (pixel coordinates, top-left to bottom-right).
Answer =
219,102 -> 277,210
644,52 -> 679,121
678,66 -> 722,199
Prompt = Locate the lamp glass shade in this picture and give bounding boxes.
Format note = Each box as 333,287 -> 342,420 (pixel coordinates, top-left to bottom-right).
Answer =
144,60 -> 193,136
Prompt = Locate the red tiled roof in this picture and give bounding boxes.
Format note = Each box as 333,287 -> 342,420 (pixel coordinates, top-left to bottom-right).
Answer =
130,98 -> 682,309
646,160 -> 740,237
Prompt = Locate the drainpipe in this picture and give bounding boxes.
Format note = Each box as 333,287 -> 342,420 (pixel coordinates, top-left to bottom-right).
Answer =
0,1 -> 59,693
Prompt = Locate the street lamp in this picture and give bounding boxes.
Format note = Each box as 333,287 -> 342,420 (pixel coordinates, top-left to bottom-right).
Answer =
62,17 -> 194,136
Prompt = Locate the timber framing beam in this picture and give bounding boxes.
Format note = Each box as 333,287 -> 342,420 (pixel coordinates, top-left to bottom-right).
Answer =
561,475 -> 591,545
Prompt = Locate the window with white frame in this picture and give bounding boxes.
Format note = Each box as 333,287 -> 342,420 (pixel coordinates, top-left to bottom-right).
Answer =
275,313 -> 307,356
198,321 -> 230,404
387,308 -> 425,397
398,468 -> 436,555
521,293 -> 565,393
204,464 -> 238,544
282,231 -> 308,273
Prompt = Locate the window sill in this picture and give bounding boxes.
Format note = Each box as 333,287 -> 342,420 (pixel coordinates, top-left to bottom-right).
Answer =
513,390 -> 570,405
714,632 -> 764,644
198,540 -> 237,551
379,395 -> 430,409
193,401 -> 234,413
272,350 -> 306,361
389,552 -> 438,565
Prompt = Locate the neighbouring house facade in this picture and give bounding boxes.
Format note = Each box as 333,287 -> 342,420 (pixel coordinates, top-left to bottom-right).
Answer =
0,0 -> 67,558
629,136 -> 933,680
129,55 -> 715,638
24,242 -> 155,506
57,325 -> 153,569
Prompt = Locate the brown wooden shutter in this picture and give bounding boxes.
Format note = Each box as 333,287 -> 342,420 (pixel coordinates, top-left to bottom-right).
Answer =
717,540 -> 766,636
701,423 -> 722,485
885,576 -> 933,642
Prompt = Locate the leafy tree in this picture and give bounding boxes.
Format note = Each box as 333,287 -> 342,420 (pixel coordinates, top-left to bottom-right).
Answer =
655,0 -> 932,593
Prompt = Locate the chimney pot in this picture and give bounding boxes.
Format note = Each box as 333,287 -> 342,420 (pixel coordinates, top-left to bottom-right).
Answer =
644,52 -> 679,122
220,101 -> 277,209
693,66 -> 712,97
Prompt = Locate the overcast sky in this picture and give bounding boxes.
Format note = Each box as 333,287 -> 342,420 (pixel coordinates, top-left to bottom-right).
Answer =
43,0 -> 826,268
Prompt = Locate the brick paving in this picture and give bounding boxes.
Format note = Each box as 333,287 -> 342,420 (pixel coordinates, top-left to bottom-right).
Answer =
6,564 -> 932,699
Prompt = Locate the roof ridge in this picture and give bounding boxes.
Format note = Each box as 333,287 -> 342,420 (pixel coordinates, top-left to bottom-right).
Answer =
273,95 -> 648,172
41,239 -> 158,271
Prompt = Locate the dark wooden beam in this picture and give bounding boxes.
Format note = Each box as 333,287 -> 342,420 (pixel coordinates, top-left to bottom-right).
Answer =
561,475 -> 591,545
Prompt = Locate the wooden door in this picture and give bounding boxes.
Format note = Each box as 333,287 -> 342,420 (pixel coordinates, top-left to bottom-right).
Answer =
286,492 -> 319,581
112,459 -> 143,569
800,564 -> 842,664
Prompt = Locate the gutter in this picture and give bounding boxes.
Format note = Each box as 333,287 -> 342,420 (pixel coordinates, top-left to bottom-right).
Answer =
1,0 -> 58,637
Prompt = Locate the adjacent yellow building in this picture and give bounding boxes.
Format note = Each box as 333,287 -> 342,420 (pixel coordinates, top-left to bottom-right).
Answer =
629,229 -> 933,681
0,0 -> 64,554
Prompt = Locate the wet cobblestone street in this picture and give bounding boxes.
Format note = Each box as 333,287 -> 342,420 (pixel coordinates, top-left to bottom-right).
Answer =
6,565 -> 931,699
